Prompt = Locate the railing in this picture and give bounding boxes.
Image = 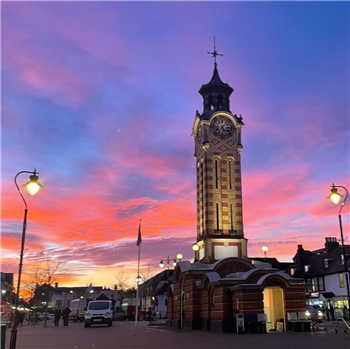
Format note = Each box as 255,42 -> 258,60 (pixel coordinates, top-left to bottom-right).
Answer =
334,317 -> 350,334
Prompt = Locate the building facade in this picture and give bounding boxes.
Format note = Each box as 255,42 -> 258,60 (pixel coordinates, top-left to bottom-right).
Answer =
289,237 -> 350,317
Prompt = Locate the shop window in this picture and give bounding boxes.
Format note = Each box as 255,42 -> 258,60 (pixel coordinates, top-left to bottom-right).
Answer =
339,273 -> 345,288
311,278 -> 317,292
306,279 -> 312,293
318,277 -> 325,291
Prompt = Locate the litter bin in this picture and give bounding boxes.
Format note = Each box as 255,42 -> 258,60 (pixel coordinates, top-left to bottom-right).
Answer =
1,325 -> 6,349
236,314 -> 245,334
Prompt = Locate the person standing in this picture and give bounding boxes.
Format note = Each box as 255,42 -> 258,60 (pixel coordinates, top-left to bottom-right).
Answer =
54,308 -> 62,327
330,304 -> 335,321
62,307 -> 71,326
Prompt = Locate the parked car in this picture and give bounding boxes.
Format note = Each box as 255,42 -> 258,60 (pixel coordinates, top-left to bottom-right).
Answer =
305,305 -> 325,322
113,312 -> 126,321
84,300 -> 113,328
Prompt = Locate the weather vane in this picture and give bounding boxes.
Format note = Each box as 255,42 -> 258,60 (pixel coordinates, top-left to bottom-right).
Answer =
207,36 -> 223,64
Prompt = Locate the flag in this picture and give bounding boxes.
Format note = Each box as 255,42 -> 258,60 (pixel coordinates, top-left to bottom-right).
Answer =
136,220 -> 142,246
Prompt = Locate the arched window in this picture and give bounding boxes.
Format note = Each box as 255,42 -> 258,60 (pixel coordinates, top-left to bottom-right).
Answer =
217,95 -> 223,109
216,203 -> 220,231
230,204 -> 234,231
228,159 -> 232,189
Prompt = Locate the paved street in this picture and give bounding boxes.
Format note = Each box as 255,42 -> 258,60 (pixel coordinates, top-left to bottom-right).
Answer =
3,320 -> 349,349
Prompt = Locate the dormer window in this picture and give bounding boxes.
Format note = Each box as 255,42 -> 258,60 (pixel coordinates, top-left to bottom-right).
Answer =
341,254 -> 344,264
290,268 -> 295,276
304,265 -> 310,272
324,259 -> 329,268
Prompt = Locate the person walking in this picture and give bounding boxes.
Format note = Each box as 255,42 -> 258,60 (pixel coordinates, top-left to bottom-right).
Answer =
54,308 -> 62,327
62,307 -> 71,326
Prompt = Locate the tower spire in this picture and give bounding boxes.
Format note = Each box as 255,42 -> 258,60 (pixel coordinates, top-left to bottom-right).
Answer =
207,36 -> 223,64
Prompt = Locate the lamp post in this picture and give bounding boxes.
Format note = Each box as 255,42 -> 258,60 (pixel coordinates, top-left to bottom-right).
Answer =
159,254 -> 183,279
9,170 -> 43,349
262,246 -> 268,259
1,290 -> 6,300
327,184 -> 350,308
192,243 -> 199,262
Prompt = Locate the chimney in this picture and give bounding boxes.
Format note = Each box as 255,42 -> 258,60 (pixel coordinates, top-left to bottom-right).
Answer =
294,244 -> 305,264
55,282 -> 58,288
325,237 -> 339,254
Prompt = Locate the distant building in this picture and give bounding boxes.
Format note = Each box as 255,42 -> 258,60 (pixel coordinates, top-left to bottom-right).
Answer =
0,272 -> 14,303
50,284 -> 118,309
139,269 -> 172,318
288,237 -> 350,314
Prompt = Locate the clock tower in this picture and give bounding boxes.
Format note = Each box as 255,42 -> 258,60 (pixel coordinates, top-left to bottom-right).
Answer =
192,58 -> 247,264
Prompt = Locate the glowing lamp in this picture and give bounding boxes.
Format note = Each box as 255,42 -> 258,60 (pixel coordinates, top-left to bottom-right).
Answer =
262,246 -> 268,258
22,171 -> 43,196
327,185 -> 342,205
192,243 -> 199,251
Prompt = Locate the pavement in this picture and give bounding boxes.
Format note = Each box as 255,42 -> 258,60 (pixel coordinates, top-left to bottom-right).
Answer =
2,319 -> 349,349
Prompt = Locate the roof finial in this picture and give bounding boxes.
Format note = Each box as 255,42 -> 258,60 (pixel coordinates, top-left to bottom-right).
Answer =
207,36 -> 223,64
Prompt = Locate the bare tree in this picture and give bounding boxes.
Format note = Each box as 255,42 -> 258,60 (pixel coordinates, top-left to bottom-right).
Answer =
22,253 -> 65,326
140,263 -> 157,284
115,272 -> 132,290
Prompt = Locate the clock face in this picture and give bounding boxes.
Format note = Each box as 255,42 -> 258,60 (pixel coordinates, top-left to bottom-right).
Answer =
214,119 -> 231,136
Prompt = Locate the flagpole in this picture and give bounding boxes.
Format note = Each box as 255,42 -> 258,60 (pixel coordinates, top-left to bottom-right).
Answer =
135,219 -> 142,327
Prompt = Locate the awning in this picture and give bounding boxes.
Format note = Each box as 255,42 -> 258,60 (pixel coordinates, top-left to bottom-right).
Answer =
321,292 -> 335,299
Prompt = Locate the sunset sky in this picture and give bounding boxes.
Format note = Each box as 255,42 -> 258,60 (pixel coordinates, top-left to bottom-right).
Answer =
1,1 -> 349,291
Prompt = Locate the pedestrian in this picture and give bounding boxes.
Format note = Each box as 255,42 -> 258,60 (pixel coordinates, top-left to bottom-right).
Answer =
147,308 -> 152,325
330,304 -> 335,321
325,307 -> 330,321
19,312 -> 24,326
343,305 -> 348,320
54,308 -> 62,327
62,307 -> 71,326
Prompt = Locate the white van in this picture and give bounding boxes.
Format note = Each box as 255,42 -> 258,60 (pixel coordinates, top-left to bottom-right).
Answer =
69,298 -> 87,322
84,300 -> 113,328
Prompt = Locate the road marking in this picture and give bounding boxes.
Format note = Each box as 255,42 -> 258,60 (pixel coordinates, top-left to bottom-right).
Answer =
147,327 -> 165,332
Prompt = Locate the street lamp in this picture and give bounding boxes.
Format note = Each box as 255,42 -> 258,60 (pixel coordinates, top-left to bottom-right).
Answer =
159,254 -> 183,279
262,246 -> 268,259
192,243 -> 199,262
1,290 -> 6,300
327,184 -> 350,308
10,169 -> 43,349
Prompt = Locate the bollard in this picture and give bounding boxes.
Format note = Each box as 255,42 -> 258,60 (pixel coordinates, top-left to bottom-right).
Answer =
1,325 -> 6,349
